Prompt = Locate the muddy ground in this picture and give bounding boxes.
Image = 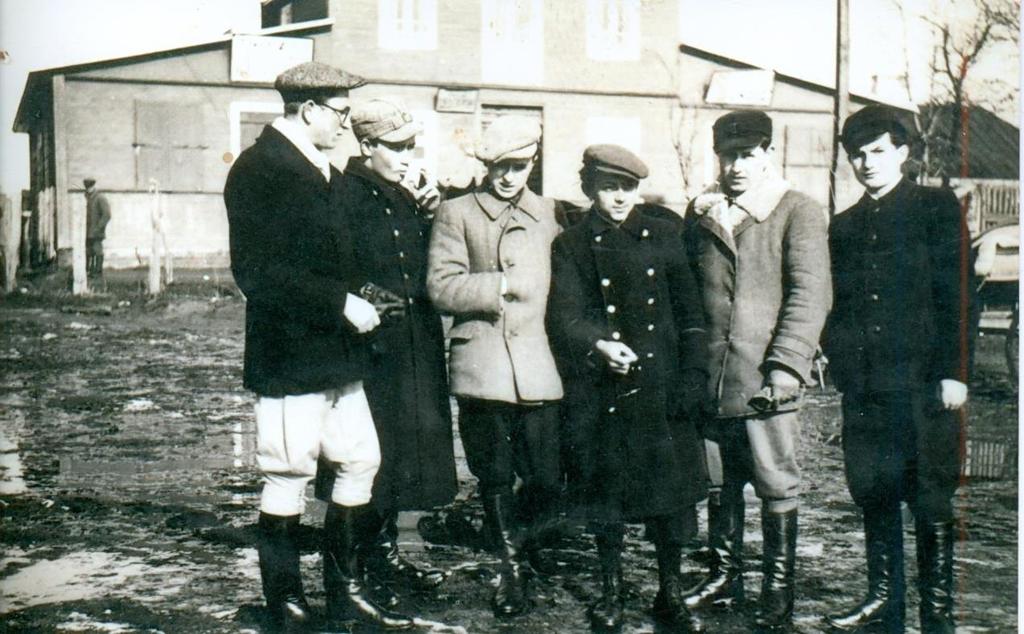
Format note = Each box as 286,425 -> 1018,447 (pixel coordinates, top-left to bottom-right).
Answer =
0,272 -> 1018,633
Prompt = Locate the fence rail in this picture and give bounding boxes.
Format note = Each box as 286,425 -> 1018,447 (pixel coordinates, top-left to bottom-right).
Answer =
927,178 -> 1019,235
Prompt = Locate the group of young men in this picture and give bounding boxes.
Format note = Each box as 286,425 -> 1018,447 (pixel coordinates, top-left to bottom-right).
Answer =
223,61 -> 972,634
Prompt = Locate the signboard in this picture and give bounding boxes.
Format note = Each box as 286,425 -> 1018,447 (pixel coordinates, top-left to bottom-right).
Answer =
705,70 -> 775,107
436,89 -> 478,113
231,35 -> 314,84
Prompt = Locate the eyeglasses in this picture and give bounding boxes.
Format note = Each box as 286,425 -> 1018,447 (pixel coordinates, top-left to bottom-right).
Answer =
319,103 -> 351,127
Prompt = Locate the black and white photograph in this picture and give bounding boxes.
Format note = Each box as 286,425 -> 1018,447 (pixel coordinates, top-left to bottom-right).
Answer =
0,1 -> 1018,632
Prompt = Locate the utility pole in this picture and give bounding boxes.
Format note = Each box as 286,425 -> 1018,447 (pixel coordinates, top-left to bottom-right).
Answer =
829,0 -> 850,218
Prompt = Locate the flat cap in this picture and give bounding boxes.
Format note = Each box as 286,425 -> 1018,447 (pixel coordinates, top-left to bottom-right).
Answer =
274,61 -> 365,98
713,110 -> 772,152
582,144 -> 649,180
476,115 -> 541,163
352,99 -> 421,142
841,104 -> 911,152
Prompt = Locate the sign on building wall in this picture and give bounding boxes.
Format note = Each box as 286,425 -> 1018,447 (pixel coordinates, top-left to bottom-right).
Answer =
230,35 -> 314,84
436,89 -> 479,113
705,69 -> 775,107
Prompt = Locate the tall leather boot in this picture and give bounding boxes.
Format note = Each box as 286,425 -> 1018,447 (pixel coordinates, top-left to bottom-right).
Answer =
652,533 -> 705,632
688,489 -> 721,566
256,513 -> 312,632
916,519 -> 956,634
825,507 -> 906,632
521,485 -> 561,577
588,524 -> 625,632
753,508 -> 797,631
322,503 -> 414,630
369,512 -> 446,592
483,493 -> 529,618
683,487 -> 745,610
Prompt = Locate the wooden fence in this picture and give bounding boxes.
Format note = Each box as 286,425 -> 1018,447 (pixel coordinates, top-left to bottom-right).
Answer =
927,178 -> 1019,235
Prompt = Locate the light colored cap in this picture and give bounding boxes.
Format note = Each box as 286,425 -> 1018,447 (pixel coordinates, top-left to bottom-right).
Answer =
476,115 -> 541,163
351,99 -> 421,142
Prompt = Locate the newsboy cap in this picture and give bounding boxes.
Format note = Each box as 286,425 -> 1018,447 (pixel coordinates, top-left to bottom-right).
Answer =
476,115 -> 541,163
713,110 -> 773,152
352,99 -> 421,143
582,144 -> 649,180
840,104 -> 912,153
274,61 -> 365,101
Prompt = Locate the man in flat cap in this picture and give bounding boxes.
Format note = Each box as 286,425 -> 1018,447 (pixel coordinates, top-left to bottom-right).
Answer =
329,98 -> 457,605
547,144 -> 708,632
823,105 -> 973,634
224,62 -> 413,631
84,178 -> 111,278
681,110 -> 831,631
426,115 -> 563,618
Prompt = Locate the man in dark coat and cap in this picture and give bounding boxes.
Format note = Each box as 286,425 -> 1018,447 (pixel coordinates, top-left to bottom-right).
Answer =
681,110 -> 832,632
334,98 -> 458,602
823,105 -> 973,634
548,144 -> 708,633
224,61 -> 413,631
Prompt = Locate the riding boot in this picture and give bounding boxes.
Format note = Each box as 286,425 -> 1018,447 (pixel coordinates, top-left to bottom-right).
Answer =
368,512 -> 446,593
483,493 -> 529,618
825,506 -> 906,632
916,519 -> 956,634
753,507 -> 797,631
256,513 -> 312,632
683,487 -> 745,610
520,485 -> 561,577
322,503 -> 414,630
687,489 -> 721,566
588,524 -> 625,632
651,525 -> 705,633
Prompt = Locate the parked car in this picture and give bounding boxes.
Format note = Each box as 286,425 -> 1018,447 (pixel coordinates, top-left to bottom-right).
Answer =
973,224 -> 1019,380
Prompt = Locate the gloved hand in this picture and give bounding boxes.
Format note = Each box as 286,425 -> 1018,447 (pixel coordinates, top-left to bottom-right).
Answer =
358,282 -> 407,321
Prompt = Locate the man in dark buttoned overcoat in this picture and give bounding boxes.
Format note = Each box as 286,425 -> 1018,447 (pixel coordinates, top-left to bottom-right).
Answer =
224,62 -> 412,631
547,145 -> 708,633
681,110 -> 832,632
823,105 -> 973,634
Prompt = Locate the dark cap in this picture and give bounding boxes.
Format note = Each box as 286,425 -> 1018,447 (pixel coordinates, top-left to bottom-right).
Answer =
713,110 -> 773,152
83,178 -> 96,187
582,144 -> 649,180
274,61 -> 365,101
840,105 -> 911,153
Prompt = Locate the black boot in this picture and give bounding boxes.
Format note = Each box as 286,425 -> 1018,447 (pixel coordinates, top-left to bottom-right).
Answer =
825,507 -> 905,632
257,513 -> 312,632
652,540 -> 705,632
683,488 -> 745,610
687,490 -> 721,566
369,512 -> 446,592
322,503 -> 414,630
753,508 -> 797,632
588,525 -> 625,632
483,493 -> 529,618
916,519 -> 956,634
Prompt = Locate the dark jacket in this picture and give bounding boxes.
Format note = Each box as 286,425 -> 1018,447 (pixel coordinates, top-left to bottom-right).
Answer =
86,190 -> 111,240
224,125 -> 366,397
339,158 -> 457,512
547,208 -> 708,521
683,185 -> 832,418
825,179 -> 974,394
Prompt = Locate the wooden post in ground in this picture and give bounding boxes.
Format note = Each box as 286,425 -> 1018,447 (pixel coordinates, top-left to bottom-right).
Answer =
148,179 -> 162,296
72,190 -> 87,295
828,0 -> 850,218
0,194 -> 19,293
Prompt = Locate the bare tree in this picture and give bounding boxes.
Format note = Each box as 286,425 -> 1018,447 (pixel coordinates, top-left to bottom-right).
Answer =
920,0 -> 1019,180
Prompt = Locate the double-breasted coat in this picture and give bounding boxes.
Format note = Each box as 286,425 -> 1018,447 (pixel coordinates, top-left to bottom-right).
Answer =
426,188 -> 564,404
224,125 -> 367,397
338,158 -> 457,512
683,187 -> 832,418
547,209 -> 708,521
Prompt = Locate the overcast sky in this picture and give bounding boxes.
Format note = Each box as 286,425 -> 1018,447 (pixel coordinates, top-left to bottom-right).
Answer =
0,0 -> 1017,207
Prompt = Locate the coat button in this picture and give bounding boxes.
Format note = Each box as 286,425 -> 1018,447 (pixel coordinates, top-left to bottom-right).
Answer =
408,297 -> 415,305
611,331 -> 621,340
601,278 -> 610,287
647,324 -> 655,331
647,297 -> 655,305
641,228 -> 650,237
607,305 -> 616,314
595,235 -> 602,243
871,325 -> 881,333
870,233 -> 878,241
373,190 -> 379,197
403,273 -> 410,280
647,352 -> 654,358
870,293 -> 879,301
393,229 -> 400,237
385,207 -> 392,215
608,406 -> 616,414
399,251 -> 405,259
647,268 -> 655,276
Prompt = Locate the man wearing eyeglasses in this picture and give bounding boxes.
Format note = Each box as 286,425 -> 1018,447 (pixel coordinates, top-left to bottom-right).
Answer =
224,62 -> 414,631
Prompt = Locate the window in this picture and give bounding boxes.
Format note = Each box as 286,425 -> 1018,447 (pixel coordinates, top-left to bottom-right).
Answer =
408,109 -> 439,181
586,0 -> 640,61
481,0 -> 544,85
229,101 -> 285,160
261,0 -> 328,28
585,116 -> 642,154
378,0 -> 438,50
134,101 -> 209,191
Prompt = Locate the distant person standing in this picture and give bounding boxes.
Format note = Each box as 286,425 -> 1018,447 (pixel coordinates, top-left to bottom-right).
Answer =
84,178 -> 111,276
824,105 -> 974,634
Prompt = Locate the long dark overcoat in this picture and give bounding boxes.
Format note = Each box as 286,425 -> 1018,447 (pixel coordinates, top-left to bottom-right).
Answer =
224,126 -> 366,397
547,208 -> 708,521
338,158 -> 457,513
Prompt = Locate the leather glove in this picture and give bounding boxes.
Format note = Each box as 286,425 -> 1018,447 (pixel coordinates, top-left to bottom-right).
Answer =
358,282 -> 407,321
